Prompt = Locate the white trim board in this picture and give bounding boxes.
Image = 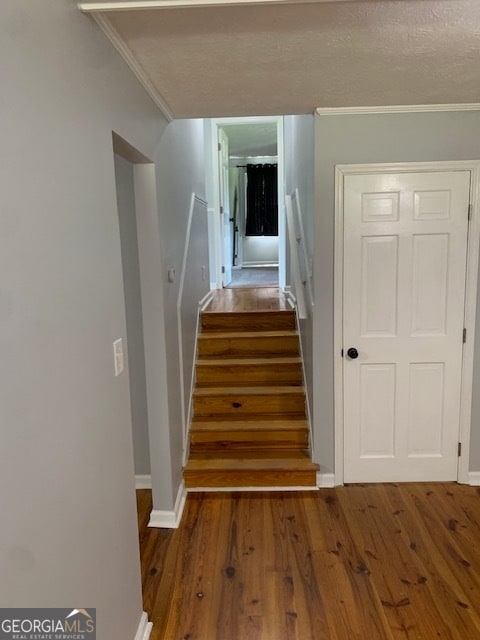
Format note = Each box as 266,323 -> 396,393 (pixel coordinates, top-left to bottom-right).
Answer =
334,160 -> 480,486
468,472 -> 480,486
209,116 -> 286,290
316,104 -> 480,116
134,613 -> 152,640
317,473 -> 335,488
149,481 -> 187,528
90,13 -> 173,122
187,486 -> 319,492
135,474 -> 152,489
80,0 -> 356,11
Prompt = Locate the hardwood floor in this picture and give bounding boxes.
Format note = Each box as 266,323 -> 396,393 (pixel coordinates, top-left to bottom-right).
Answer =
203,288 -> 291,313
137,483 -> 480,639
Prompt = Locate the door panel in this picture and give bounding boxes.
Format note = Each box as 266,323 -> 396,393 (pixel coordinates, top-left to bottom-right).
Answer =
343,171 -> 470,482
361,235 -> 398,336
411,234 -> 449,335
408,362 -> 444,457
359,363 -> 396,458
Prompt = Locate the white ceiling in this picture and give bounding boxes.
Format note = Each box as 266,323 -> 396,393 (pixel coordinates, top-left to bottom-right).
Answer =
81,0 -> 480,120
222,123 -> 278,156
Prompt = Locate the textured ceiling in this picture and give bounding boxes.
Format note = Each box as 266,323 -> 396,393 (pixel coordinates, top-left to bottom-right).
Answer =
88,0 -> 480,119
222,123 -> 278,157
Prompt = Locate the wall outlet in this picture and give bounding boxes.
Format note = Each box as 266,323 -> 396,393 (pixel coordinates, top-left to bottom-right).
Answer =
113,338 -> 124,376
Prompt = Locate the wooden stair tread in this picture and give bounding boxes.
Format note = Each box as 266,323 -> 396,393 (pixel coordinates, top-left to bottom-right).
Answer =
196,356 -> 302,366
190,418 -> 309,432
202,309 -> 295,317
190,412 -> 307,422
184,456 -> 319,471
201,310 -> 296,332
198,330 -> 298,339
197,331 -> 301,358
193,385 -> 305,396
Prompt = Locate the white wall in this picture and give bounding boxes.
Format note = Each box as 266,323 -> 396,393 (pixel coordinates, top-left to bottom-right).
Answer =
0,2 -> 167,637
243,236 -> 279,266
154,119 -> 207,496
283,115 -> 315,452
314,109 -> 480,475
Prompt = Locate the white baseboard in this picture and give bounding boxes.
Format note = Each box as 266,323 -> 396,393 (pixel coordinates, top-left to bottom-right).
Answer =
134,612 -> 152,640
317,472 -> 335,488
187,485 -> 318,492
148,481 -> 187,529
468,472 -> 480,486
242,261 -> 279,267
135,474 -> 152,490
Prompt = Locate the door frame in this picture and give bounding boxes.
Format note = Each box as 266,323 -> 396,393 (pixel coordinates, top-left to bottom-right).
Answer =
334,160 -> 480,486
209,116 -> 286,290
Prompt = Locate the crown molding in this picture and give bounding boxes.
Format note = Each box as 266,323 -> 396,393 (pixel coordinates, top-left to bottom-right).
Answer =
92,12 -> 174,122
80,0 -> 354,10
316,104 -> 480,116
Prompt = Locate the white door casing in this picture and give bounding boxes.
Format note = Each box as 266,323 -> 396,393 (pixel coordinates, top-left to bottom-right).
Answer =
218,128 -> 232,287
340,168 -> 472,483
209,116 -> 286,291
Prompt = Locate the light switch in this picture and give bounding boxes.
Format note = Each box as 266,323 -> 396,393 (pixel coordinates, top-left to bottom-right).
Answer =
113,338 -> 124,376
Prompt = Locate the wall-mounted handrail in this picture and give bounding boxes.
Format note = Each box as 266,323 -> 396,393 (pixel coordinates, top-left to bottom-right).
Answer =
285,194 -> 307,319
291,188 -> 314,311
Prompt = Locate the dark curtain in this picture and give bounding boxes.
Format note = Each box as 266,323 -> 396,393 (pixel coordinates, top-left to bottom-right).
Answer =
245,164 -> 278,236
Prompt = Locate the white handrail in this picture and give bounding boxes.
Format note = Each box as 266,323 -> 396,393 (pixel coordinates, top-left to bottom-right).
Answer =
291,188 -> 314,311
177,193 -> 209,453
285,194 -> 307,319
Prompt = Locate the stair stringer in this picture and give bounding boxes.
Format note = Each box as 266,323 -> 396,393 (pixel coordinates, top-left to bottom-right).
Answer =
182,290 -> 214,466
284,290 -> 315,463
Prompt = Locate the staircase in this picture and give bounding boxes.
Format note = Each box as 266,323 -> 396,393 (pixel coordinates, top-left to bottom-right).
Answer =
183,304 -> 319,488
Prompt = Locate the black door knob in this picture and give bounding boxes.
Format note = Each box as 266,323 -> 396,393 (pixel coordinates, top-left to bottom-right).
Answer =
347,347 -> 359,359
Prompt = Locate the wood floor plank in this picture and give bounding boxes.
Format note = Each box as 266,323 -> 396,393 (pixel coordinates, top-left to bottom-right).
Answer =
404,485 -> 480,633
339,485 -> 455,639
313,488 -> 394,639
138,484 -> 480,639
381,483 -> 480,638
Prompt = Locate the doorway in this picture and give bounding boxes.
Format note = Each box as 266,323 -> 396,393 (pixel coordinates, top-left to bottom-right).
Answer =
112,135 -> 151,486
334,161 -> 480,485
208,116 -> 285,290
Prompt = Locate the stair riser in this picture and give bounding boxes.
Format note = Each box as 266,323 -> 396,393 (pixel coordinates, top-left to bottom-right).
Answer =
202,312 -> 296,332
197,336 -> 300,358
190,443 -> 308,453
184,470 -> 317,488
193,394 -> 306,417
190,433 -> 309,450
190,430 -> 308,444
195,364 -> 303,386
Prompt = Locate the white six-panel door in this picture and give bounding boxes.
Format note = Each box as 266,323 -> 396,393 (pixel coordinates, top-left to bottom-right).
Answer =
343,171 -> 471,482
